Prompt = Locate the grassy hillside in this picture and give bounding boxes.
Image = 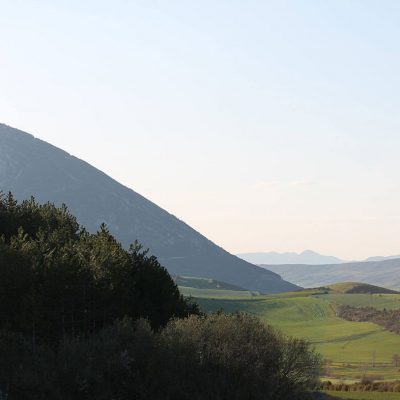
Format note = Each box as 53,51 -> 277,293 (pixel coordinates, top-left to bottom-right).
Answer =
178,286 -> 260,299
195,287 -> 400,382
322,392 -> 400,399
263,259 -> 400,290
317,293 -> 400,310
176,275 -> 260,298
324,282 -> 399,294
174,276 -> 246,290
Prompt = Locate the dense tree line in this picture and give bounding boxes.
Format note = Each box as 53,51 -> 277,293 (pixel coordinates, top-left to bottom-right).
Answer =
0,193 -> 321,399
1,314 -> 321,400
337,304 -> 400,335
320,379 -> 400,393
0,192 -> 198,346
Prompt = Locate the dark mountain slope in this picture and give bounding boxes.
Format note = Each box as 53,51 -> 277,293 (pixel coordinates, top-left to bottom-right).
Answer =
0,123 -> 298,293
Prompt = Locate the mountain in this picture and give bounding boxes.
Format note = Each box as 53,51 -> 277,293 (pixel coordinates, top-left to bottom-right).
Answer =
364,255 -> 400,262
237,250 -> 344,265
263,258 -> 400,290
0,123 -> 298,293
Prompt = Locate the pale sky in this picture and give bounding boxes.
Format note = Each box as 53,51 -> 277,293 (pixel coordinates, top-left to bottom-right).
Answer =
1,1 -> 400,260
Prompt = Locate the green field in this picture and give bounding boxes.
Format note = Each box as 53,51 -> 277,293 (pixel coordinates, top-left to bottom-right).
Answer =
194,289 -> 400,382
174,276 -> 246,291
321,390 -> 400,399
178,286 -> 260,299
323,282 -> 399,295
317,293 -> 400,310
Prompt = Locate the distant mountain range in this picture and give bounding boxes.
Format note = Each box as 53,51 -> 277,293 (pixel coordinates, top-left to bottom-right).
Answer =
364,255 -> 400,262
237,250 -> 344,265
238,250 -> 400,265
263,258 -> 400,291
0,123 -> 298,293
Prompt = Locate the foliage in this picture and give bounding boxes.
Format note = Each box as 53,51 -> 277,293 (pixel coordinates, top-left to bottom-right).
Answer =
337,305 -> 400,335
0,314 -> 321,400
156,313 -> 321,400
0,192 -> 198,345
321,379 -> 400,393
0,193 -> 321,399
195,290 -> 400,379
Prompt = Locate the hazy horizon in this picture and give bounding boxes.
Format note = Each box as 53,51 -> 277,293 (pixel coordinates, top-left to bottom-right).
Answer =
2,1 -> 400,260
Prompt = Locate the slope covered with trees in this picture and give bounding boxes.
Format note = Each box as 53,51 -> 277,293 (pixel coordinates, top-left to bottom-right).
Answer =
0,192 -> 198,343
0,194 -> 321,399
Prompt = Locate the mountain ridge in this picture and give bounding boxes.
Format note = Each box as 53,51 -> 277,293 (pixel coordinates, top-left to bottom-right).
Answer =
0,123 -> 298,293
262,258 -> 400,290
238,250 -> 344,265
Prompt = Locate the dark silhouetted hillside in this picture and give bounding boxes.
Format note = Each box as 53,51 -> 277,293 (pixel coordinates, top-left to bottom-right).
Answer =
0,123 -> 298,293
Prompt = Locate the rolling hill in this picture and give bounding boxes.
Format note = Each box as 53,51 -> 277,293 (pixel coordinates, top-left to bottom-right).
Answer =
262,258 -> 400,291
175,275 -> 260,299
323,282 -> 400,295
195,286 -> 400,384
0,123 -> 298,293
173,276 -> 246,291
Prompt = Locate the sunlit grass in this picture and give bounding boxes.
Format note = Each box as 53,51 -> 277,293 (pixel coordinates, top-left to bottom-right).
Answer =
322,390 -> 400,399
195,289 -> 400,381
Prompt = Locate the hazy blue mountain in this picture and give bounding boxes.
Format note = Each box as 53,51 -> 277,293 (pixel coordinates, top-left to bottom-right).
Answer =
237,250 -> 344,265
0,123 -> 299,293
263,258 -> 400,290
364,255 -> 400,262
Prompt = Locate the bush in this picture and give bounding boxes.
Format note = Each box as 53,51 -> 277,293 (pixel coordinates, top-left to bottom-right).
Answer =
154,313 -> 321,400
1,314 -> 322,400
0,194 -> 322,399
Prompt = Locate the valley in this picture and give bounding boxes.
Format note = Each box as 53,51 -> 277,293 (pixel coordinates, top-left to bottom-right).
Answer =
182,283 -> 400,391
2,2 -> 399,398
